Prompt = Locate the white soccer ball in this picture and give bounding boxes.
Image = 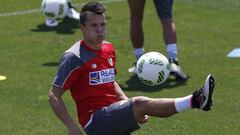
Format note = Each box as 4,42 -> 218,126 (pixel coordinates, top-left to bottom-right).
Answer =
41,0 -> 69,20
136,52 -> 170,86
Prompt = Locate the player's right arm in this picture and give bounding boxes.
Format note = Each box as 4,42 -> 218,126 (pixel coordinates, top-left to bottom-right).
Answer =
48,85 -> 83,135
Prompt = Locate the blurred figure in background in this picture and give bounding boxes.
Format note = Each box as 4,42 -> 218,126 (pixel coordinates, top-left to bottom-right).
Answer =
128,0 -> 188,80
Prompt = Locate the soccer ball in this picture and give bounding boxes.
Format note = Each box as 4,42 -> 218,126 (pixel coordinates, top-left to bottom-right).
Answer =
41,0 -> 69,20
136,52 -> 170,86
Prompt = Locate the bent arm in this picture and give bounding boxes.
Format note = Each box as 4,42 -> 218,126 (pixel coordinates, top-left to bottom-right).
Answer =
48,85 -> 83,135
113,81 -> 128,100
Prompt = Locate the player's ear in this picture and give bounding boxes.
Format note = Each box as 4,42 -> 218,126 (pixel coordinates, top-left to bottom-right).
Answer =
80,24 -> 84,32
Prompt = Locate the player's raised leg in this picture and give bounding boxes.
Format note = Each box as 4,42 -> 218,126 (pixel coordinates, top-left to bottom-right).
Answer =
132,74 -> 215,123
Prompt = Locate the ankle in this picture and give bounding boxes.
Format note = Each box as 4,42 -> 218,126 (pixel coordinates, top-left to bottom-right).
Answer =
192,90 -> 203,108
169,58 -> 179,65
174,95 -> 192,112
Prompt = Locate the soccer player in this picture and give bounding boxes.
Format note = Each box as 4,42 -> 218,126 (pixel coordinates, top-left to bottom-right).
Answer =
45,0 -> 80,27
128,0 -> 187,80
48,2 -> 215,135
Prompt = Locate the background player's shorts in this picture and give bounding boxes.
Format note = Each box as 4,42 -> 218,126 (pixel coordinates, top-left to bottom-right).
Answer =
153,0 -> 173,19
84,99 -> 140,135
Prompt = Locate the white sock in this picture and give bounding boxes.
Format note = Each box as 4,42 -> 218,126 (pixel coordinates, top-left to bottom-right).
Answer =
134,48 -> 144,60
167,43 -> 177,61
174,95 -> 192,112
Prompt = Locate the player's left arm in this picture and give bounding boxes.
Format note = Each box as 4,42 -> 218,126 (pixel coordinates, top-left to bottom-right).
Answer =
113,81 -> 128,100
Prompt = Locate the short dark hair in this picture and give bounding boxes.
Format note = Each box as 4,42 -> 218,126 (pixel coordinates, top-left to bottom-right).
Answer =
79,2 -> 107,26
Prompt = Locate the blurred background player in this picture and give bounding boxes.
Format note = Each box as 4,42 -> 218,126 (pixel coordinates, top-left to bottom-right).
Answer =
128,0 -> 187,80
42,0 -> 80,27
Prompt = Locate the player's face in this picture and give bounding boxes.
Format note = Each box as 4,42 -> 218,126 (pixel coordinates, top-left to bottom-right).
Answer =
81,13 -> 107,49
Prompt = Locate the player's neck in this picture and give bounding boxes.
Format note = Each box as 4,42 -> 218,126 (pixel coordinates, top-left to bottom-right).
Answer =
84,40 -> 102,50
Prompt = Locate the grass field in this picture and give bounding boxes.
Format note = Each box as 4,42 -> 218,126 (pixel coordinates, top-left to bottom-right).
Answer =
0,0 -> 240,134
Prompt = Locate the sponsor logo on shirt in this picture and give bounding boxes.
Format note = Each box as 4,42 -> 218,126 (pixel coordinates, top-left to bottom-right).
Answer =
89,68 -> 115,85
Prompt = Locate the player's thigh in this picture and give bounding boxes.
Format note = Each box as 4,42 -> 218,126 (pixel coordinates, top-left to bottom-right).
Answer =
84,99 -> 140,135
153,0 -> 173,19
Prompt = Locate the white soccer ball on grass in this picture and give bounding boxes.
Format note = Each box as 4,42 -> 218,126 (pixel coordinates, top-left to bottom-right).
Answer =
136,52 -> 170,86
41,0 -> 69,20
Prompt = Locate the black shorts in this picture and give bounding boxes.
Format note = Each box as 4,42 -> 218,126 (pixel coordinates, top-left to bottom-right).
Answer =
153,0 -> 173,19
84,99 -> 140,135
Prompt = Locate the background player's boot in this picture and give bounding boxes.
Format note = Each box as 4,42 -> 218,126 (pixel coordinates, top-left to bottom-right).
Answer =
45,18 -> 58,27
128,62 -> 137,74
169,59 -> 188,80
67,2 -> 80,20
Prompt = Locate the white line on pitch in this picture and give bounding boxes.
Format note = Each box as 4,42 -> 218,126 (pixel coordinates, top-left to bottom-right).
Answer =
0,0 -> 125,18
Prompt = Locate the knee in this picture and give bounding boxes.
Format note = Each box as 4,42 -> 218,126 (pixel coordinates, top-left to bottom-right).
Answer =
132,96 -> 150,112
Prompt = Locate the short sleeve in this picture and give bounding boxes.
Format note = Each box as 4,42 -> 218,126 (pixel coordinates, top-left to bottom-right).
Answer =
52,52 -> 83,90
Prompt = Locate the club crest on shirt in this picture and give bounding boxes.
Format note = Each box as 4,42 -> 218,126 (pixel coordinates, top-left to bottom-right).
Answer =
92,64 -> 97,68
108,58 -> 113,66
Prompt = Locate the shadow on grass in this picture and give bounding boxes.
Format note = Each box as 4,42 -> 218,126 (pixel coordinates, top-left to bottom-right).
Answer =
31,17 -> 79,34
120,75 -> 189,92
42,62 -> 59,67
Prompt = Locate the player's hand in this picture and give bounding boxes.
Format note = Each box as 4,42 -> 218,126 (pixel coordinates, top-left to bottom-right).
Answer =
138,115 -> 149,124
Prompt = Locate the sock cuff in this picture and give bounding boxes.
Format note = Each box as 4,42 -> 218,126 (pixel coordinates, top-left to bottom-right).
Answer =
167,43 -> 177,52
167,44 -> 177,60
175,95 -> 192,112
134,48 -> 144,60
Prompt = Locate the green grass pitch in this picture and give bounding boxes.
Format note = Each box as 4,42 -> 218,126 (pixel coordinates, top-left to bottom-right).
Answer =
0,0 -> 240,134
